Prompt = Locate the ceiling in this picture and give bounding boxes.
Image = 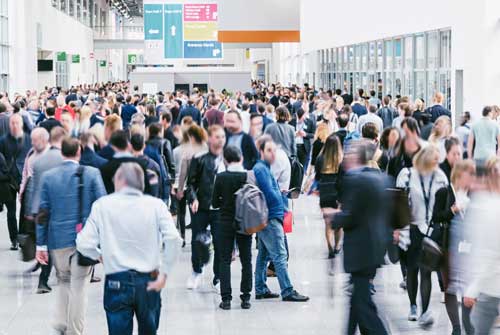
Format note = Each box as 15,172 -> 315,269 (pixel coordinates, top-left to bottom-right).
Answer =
110,0 -> 144,18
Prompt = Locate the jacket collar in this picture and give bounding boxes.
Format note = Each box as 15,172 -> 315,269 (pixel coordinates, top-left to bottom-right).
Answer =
117,186 -> 143,196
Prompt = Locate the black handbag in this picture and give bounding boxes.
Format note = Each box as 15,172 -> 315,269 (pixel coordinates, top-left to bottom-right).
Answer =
75,166 -> 99,267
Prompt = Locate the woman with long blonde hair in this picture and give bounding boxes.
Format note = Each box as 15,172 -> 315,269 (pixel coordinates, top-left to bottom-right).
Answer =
429,115 -> 452,162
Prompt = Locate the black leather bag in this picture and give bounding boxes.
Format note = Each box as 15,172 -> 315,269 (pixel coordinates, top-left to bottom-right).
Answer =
419,224 -> 444,272
75,166 -> 99,267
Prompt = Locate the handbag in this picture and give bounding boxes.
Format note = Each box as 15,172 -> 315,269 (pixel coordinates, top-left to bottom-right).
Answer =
417,172 -> 444,272
75,166 -> 99,267
283,211 -> 293,233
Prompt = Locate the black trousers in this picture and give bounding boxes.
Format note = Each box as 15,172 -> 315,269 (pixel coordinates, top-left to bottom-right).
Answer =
348,268 -> 388,335
297,144 -> 308,169
176,195 -> 187,240
217,222 -> 252,302
191,209 -> 220,281
5,198 -> 17,243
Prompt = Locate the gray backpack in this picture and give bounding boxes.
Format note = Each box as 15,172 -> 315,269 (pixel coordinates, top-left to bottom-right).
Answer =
234,171 -> 269,235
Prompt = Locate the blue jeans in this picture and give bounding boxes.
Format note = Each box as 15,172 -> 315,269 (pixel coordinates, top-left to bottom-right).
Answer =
104,271 -> 162,335
255,218 -> 294,298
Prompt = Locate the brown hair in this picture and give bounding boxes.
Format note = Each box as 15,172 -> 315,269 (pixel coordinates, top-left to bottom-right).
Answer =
451,160 -> 476,187
275,106 -> 291,122
320,134 -> 343,174
187,125 -> 207,144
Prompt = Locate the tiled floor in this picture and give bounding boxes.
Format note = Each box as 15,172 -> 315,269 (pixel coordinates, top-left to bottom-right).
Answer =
0,195 -> 497,334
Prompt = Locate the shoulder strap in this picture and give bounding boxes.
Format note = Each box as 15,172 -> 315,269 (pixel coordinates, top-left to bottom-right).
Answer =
75,166 -> 84,224
246,170 -> 256,185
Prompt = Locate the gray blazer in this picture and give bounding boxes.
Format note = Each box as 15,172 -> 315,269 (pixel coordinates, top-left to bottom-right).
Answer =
28,148 -> 64,215
264,121 -> 296,157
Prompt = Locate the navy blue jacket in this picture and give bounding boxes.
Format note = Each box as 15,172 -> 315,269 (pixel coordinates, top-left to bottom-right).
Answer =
98,144 -> 115,161
352,103 -> 368,117
253,160 -> 284,221
225,131 -> 258,170
0,133 -> 32,184
121,103 -> 137,129
426,105 -> 451,123
177,105 -> 201,125
80,147 -> 108,169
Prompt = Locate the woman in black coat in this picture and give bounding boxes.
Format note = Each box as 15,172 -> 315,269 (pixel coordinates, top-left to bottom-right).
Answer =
432,160 -> 475,335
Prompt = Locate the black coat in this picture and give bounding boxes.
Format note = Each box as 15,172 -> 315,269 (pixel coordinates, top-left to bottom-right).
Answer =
331,167 -> 390,273
432,185 -> 456,250
99,156 -> 151,195
289,116 -> 316,154
38,118 -> 62,134
80,147 -> 108,169
186,151 -> 220,210
439,159 -> 452,183
225,131 -> 258,170
211,170 -> 247,224
0,152 -> 14,202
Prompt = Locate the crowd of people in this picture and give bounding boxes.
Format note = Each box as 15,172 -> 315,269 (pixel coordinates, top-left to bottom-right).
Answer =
0,81 -> 500,334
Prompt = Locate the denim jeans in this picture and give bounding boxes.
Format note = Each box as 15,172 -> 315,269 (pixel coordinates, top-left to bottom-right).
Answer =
104,270 -> 162,335
255,218 -> 294,298
471,293 -> 500,335
191,209 -> 220,282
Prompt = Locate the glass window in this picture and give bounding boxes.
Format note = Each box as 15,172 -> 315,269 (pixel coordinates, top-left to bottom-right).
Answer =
405,37 -> 413,69
394,38 -> 402,69
385,40 -> 393,69
69,0 -> 75,17
83,0 -> 88,25
332,49 -> 337,72
94,3 -> 99,27
354,45 -> 361,71
427,31 -> 439,68
385,72 -> 393,96
361,44 -> 368,71
337,48 -> 343,71
60,0 -> 67,13
77,0 -> 81,21
1,16 -> 7,43
52,0 -> 58,8
427,70 -> 438,100
348,46 -> 354,70
440,30 -> 451,68
394,73 -> 402,96
89,0 -> 93,26
403,72 -> 413,99
0,0 -> 7,15
369,42 -> 376,69
343,47 -> 348,69
415,72 -> 425,100
377,41 -> 383,70
415,34 -> 425,69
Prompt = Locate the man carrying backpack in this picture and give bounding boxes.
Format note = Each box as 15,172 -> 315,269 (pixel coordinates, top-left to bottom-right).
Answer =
377,96 -> 397,129
211,146 -> 253,310
253,135 -> 309,302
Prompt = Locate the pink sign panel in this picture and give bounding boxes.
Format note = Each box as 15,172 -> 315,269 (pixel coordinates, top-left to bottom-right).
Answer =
184,3 -> 218,22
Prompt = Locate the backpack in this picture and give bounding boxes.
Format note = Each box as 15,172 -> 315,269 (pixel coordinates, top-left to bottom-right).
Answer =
288,155 -> 304,190
343,130 -> 361,148
234,171 -> 269,235
378,107 -> 394,129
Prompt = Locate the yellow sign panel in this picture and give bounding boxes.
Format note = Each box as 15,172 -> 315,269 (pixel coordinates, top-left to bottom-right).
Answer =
184,21 -> 218,41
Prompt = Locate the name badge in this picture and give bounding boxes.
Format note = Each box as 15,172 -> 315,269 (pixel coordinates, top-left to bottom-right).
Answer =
458,241 -> 472,254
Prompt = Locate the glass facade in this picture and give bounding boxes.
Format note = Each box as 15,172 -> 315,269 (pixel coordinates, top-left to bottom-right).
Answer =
0,0 -> 8,92
51,0 -> 99,28
318,28 -> 452,109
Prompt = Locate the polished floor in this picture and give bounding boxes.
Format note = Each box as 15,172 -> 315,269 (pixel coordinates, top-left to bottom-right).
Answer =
0,195 -> 498,335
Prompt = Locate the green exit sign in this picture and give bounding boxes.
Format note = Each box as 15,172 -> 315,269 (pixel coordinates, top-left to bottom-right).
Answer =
99,60 -> 107,67
128,54 -> 137,64
72,54 -> 80,63
56,52 -> 67,62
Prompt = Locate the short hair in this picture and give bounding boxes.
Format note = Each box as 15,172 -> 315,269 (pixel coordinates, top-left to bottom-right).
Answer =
130,133 -> 145,152
0,102 -> 6,114
342,104 -> 352,115
241,103 -> 249,112
104,114 -> 122,133
256,134 -> 274,152
451,160 -> 475,186
146,104 -> 155,117
50,126 -> 68,143
46,106 -> 56,117
383,95 -> 391,106
31,127 -> 50,142
401,117 -> 420,136
337,112 -> 349,128
257,104 -> 266,114
207,124 -> 224,137
79,132 -> 95,147
187,125 -> 207,144
399,103 -> 412,117
444,136 -> 461,153
380,127 -> 399,150
296,108 -> 306,119
109,130 -> 129,150
275,106 -> 291,122
223,145 -> 242,164
161,111 -> 172,124
335,89 -> 342,96
209,97 -> 220,107
346,140 -> 377,166
148,123 -> 162,138
483,106 -> 493,117
362,122 -> 379,140
61,137 -> 80,157
125,95 -> 132,103
370,90 -> 376,97
368,105 -> 378,114
413,144 -> 440,174
115,162 -> 145,192
250,112 -> 262,121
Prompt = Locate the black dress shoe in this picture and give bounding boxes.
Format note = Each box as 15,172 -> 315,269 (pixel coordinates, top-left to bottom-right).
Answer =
241,300 -> 251,309
282,290 -> 309,302
10,242 -> 18,251
37,283 -> 52,294
219,301 -> 231,310
255,292 -> 280,300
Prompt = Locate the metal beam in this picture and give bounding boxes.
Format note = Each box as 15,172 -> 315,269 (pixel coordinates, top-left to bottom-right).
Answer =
94,39 -> 144,49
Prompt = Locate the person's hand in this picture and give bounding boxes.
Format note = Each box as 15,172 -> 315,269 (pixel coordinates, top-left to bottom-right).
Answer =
463,297 -> 476,308
36,251 -> 49,265
24,215 -> 34,221
147,273 -> 167,292
190,200 -> 199,213
393,230 -> 400,244
298,130 -> 306,137
176,190 -> 184,200
451,204 -> 461,214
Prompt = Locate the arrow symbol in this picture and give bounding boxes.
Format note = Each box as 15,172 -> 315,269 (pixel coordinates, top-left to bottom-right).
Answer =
148,29 -> 159,34
171,25 -> 176,36
213,49 -> 221,57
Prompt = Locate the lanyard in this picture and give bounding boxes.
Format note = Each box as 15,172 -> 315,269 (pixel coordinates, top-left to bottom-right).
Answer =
419,172 -> 435,226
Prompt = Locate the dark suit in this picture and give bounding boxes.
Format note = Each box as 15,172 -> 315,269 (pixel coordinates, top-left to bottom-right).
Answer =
225,131 -> 258,170
439,159 -> 452,183
335,129 -> 348,148
331,167 -> 389,335
38,118 -> 62,134
426,105 -> 451,123
289,116 -> 316,168
80,147 -> 108,169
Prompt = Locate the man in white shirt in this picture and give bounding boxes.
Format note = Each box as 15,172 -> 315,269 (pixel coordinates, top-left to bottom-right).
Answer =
76,162 -> 182,335
357,105 -> 384,134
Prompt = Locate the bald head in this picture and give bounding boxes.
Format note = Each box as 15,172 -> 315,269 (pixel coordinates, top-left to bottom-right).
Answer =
9,114 -> 24,138
31,127 -> 50,153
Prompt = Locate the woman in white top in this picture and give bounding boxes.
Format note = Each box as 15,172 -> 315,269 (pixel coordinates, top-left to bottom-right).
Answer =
429,115 -> 452,162
396,144 -> 448,327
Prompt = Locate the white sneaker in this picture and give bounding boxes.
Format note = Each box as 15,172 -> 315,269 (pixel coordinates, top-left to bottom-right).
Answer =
187,272 -> 202,290
418,310 -> 434,328
408,305 -> 418,321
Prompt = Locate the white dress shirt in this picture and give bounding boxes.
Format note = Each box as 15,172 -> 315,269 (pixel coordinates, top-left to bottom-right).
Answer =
76,187 -> 182,276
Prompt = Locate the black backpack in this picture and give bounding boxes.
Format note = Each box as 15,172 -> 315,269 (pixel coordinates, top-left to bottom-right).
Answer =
288,156 -> 304,190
